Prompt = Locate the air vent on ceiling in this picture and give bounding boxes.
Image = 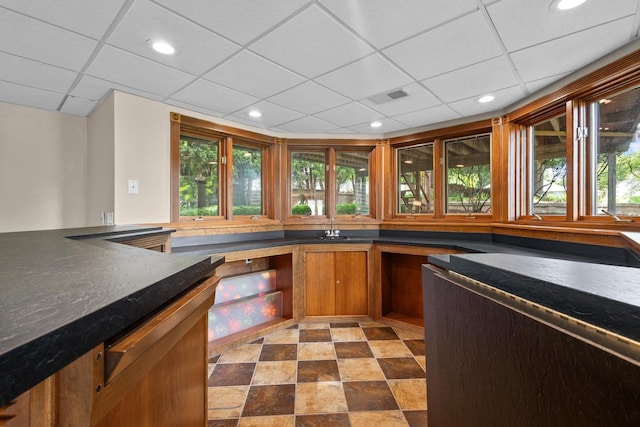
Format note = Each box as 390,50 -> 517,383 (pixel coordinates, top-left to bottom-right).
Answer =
367,88 -> 409,104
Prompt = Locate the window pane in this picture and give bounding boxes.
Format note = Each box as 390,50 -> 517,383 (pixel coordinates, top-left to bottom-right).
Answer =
336,151 -> 370,215
397,144 -> 434,214
179,135 -> 219,217
445,135 -> 491,213
592,88 -> 640,216
531,114 -> 567,215
232,145 -> 262,215
291,152 -> 326,216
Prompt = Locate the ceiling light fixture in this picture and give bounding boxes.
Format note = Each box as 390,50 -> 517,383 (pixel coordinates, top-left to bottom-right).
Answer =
550,0 -> 587,10
477,95 -> 495,103
370,121 -> 382,128
148,40 -> 175,55
248,110 -> 262,118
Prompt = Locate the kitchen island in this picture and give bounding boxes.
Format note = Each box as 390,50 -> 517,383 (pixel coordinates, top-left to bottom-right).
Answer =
0,226 -> 224,426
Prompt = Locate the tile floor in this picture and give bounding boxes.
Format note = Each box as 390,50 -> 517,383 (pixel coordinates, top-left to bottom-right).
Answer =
207,321 -> 427,426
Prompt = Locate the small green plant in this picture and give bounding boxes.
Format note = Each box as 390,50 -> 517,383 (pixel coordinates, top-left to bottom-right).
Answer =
180,206 -> 218,216
292,204 -> 312,215
232,205 -> 263,215
336,203 -> 357,214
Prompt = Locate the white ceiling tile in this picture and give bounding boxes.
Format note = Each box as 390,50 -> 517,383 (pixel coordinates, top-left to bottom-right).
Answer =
422,56 -> 518,103
165,99 -> 225,118
524,73 -> 571,95
170,79 -> 258,114
204,51 -> 305,99
393,104 -> 461,128
313,102 -> 383,128
448,85 -> 525,117
223,115 -> 271,130
360,82 -> 440,116
227,101 -> 304,127
0,81 -> 64,111
268,81 -> 350,115
315,54 -> 413,100
319,0 -> 478,48
86,45 -> 195,97
0,52 -> 77,93
154,0 -> 311,45
71,75 -> 163,102
59,96 -> 97,116
510,16 -> 635,82
326,127 -> 359,134
348,117 -> 407,133
277,116 -> 338,133
250,5 -> 373,78
108,0 -> 239,75
0,8 -> 97,71
0,0 -> 126,39
383,11 -> 503,80
488,0 -> 638,52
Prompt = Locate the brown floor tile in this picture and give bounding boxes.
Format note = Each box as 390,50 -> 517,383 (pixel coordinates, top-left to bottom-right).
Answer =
238,415 -> 294,426
208,355 -> 221,363
362,326 -> 399,340
343,381 -> 399,411
208,419 -> 238,427
250,337 -> 264,344
242,384 -> 296,417
259,344 -> 297,361
334,341 -> 373,358
287,324 -> 299,329
378,357 -> 426,379
209,363 -> 256,386
404,339 -> 426,356
297,360 -> 340,382
295,382 -> 347,414
349,410 -> 408,427
404,410 -> 429,427
329,322 -> 360,328
295,413 -> 351,426
299,329 -> 332,342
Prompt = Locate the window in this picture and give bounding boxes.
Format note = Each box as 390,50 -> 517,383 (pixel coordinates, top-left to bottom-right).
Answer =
590,87 -> 640,217
445,134 -> 491,214
397,144 -> 434,214
171,114 -> 270,221
530,114 -> 567,216
289,146 -> 374,217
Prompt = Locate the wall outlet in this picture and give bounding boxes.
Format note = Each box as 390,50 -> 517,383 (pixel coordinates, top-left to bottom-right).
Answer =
105,212 -> 114,225
128,179 -> 139,194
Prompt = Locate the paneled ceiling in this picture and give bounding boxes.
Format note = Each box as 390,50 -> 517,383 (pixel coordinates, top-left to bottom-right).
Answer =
1,0 -> 639,136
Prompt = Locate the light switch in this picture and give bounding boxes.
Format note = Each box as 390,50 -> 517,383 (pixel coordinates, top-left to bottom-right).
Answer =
128,179 -> 139,194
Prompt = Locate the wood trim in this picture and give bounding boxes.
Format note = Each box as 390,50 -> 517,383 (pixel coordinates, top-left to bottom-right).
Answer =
170,116 -> 180,223
389,119 -> 493,146
283,138 -> 379,146
177,113 -> 274,143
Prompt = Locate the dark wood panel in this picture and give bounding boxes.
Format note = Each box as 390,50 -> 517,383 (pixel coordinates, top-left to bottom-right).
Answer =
305,252 -> 335,316
423,267 -> 640,427
335,251 -> 367,315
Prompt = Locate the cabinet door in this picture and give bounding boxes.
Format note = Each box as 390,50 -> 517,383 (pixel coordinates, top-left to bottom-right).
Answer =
335,251 -> 368,315
305,252 -> 335,316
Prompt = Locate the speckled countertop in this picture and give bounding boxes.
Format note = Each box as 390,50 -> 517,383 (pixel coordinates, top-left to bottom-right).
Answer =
0,226 -> 223,407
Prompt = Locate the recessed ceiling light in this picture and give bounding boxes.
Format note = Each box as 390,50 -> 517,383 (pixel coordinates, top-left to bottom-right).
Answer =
477,95 -> 495,103
248,110 -> 262,118
148,40 -> 175,55
370,121 -> 382,128
550,0 -> 587,10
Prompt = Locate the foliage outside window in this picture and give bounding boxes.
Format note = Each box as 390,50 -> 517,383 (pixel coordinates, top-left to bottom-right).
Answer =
531,114 -> 567,216
336,151 -> 370,215
397,144 -> 434,214
179,135 -> 220,217
590,87 -> 640,216
291,151 -> 326,216
232,144 -> 263,216
445,134 -> 491,213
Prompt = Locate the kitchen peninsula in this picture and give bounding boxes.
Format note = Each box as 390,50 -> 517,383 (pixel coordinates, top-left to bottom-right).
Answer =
0,226 -> 224,426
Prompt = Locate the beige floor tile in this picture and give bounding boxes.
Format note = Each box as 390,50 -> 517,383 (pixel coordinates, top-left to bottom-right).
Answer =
394,329 -> 424,340
358,321 -> 387,328
252,361 -> 297,385
388,379 -> 428,410
415,355 -> 426,370
298,342 -> 336,360
218,343 -> 263,363
368,340 -> 413,358
337,358 -> 385,381
295,382 -> 348,414
349,410 -> 409,426
263,328 -> 299,344
331,327 -> 366,342
238,415 -> 294,426
208,363 -> 216,378
298,322 -> 330,330
208,385 -> 248,419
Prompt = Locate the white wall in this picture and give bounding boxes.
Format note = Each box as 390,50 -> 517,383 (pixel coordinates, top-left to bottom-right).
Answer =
87,92 -> 115,226
0,102 -> 87,232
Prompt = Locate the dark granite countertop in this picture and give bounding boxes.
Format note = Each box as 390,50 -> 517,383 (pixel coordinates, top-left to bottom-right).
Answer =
428,253 -> 640,342
0,226 -> 224,407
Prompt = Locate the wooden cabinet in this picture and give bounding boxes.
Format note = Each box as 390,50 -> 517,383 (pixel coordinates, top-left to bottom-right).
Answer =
305,250 -> 368,316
